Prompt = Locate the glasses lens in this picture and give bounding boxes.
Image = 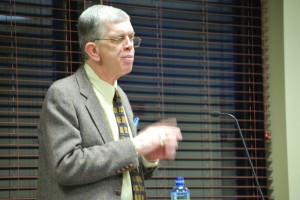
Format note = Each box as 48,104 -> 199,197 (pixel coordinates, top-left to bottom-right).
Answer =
116,37 -> 124,45
133,37 -> 141,48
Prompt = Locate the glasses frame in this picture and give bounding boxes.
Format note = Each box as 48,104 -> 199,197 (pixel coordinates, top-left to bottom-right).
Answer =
93,36 -> 142,48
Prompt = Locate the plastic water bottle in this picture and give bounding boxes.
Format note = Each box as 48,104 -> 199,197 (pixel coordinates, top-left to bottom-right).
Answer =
170,176 -> 190,200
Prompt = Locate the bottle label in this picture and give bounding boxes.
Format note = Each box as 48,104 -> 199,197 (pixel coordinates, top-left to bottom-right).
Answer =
171,193 -> 190,200
173,198 -> 190,200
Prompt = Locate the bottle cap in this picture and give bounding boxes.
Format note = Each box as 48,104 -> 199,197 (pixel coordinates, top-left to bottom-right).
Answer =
175,176 -> 185,185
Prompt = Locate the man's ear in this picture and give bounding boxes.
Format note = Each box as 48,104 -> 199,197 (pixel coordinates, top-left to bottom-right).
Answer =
85,42 -> 101,62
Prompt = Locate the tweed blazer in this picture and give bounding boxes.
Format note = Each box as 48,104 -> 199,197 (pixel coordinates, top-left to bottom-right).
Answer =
37,66 -> 156,200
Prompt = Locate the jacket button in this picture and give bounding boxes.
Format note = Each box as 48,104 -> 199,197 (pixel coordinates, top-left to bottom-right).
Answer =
115,188 -> 121,195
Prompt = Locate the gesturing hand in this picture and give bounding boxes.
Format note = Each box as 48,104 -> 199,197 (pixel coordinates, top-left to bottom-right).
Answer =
132,118 -> 182,161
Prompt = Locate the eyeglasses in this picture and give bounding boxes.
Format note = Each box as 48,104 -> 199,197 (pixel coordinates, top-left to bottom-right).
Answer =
93,36 -> 142,48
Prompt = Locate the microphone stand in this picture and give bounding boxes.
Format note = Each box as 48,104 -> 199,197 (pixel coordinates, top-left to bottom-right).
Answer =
210,111 -> 265,200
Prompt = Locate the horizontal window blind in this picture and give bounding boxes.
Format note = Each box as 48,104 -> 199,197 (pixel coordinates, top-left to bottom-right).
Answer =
0,0 -> 270,199
108,0 -> 269,199
0,0 -> 80,199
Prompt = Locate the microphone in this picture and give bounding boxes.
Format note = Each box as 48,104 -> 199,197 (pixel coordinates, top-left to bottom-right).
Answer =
210,111 -> 265,200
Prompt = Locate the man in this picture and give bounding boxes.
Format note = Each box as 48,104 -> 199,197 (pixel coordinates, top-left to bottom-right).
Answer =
37,4 -> 182,200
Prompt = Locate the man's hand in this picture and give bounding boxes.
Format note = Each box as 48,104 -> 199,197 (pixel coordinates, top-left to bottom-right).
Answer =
132,118 -> 182,161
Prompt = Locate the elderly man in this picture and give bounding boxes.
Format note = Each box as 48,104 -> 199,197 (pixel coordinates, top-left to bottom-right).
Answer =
37,5 -> 182,200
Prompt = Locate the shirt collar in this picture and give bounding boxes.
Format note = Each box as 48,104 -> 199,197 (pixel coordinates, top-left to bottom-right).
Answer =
84,63 -> 117,103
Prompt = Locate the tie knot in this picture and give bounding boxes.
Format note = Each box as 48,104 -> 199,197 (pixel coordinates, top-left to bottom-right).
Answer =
114,89 -> 121,103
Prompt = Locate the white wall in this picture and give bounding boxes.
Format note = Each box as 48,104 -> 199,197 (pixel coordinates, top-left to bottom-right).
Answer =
268,0 -> 300,199
284,0 -> 300,199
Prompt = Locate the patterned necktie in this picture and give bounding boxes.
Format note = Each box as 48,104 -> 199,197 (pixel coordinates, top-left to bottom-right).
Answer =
113,89 -> 146,200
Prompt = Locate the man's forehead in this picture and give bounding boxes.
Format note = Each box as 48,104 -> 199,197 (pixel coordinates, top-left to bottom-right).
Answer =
104,21 -> 134,34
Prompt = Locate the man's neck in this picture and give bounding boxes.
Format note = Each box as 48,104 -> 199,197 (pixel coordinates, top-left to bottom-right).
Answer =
85,60 -> 118,86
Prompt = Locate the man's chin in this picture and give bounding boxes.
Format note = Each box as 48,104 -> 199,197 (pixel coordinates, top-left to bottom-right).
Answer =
123,65 -> 133,74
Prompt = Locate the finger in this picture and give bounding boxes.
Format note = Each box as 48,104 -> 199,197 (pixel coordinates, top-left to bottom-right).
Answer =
150,118 -> 177,127
163,136 -> 178,160
176,129 -> 183,140
164,126 -> 182,141
164,145 -> 176,160
159,118 -> 177,126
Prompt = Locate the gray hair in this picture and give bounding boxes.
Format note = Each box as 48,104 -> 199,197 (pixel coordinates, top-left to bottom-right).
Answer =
78,5 -> 130,60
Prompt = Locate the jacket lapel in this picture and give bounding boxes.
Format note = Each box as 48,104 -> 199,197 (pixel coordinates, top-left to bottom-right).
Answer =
75,66 -> 113,143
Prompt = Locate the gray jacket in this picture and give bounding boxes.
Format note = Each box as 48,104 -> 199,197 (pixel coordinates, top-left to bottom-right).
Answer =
37,66 -> 156,200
